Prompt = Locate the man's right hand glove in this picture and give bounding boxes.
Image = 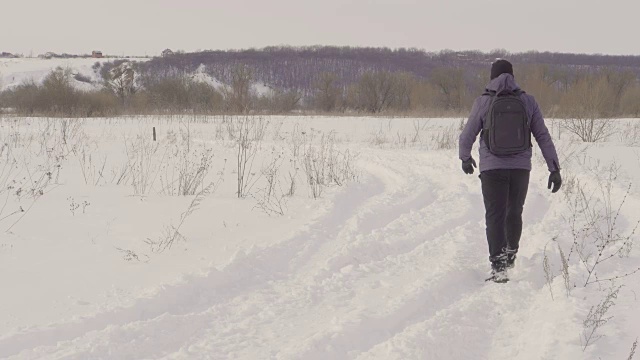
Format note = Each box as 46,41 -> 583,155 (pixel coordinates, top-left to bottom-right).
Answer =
462,158 -> 477,175
548,171 -> 562,193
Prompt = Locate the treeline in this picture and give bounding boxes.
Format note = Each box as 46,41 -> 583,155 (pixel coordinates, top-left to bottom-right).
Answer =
1,47 -> 640,118
141,46 -> 640,91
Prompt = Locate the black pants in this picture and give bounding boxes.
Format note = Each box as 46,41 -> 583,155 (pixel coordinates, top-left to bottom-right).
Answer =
480,169 -> 530,263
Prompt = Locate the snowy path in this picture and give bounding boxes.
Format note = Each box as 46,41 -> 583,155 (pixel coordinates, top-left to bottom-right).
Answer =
0,149 -> 585,359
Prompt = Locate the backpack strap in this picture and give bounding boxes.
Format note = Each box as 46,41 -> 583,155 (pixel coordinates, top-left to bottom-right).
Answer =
480,91 -> 496,142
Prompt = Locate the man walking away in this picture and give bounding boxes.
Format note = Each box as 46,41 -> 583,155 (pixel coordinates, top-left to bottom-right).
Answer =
458,59 -> 562,283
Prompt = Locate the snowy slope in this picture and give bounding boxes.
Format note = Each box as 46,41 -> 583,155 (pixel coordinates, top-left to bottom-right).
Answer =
1,58 -> 268,95
0,57 -> 148,92
1,116 -> 639,359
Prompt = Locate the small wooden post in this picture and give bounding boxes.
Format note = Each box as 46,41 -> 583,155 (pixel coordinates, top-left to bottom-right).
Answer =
153,127 -> 157,141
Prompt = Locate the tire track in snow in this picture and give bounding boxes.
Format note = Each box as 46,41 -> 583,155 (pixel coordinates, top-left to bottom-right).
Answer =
1,175 -> 386,359
278,154 -> 556,360
350,176 -> 556,360
6,151 -> 444,359
277,155 -> 489,359
162,152 -> 488,359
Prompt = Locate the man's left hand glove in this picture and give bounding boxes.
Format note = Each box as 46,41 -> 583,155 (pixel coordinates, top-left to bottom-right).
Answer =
548,171 -> 562,193
462,158 -> 477,175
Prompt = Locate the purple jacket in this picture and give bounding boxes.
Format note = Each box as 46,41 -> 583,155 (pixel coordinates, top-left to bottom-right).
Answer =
458,74 -> 560,173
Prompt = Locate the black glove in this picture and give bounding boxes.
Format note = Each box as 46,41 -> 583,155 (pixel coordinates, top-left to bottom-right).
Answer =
548,171 -> 562,193
462,158 -> 477,175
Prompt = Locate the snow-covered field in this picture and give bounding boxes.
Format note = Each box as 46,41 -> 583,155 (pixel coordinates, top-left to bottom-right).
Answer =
1,115 -> 639,359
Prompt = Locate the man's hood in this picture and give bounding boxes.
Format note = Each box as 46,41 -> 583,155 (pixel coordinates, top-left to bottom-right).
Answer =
485,73 -> 521,95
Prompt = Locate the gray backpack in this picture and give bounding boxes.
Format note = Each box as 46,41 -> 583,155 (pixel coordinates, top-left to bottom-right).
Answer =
482,89 -> 532,156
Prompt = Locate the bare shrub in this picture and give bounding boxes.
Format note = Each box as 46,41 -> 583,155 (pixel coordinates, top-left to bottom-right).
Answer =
562,163 -> 640,287
77,90 -> 120,117
138,74 -> 223,114
411,119 -> 428,145
431,123 -> 458,150
214,118 -> 226,141
0,123 -> 61,231
617,120 -> 640,147
543,244 -> 555,300
352,71 -> 411,113
252,149 -> 288,216
3,80 -> 40,115
59,118 -> 86,147
115,247 -> 149,262
557,241 -> 572,297
4,73 -> 118,117
125,135 -> 166,195
561,117 -> 615,143
288,123 -> 307,158
159,147 -> 214,196
582,285 -> 621,350
146,163 -> 225,254
257,89 -> 302,113
559,74 -> 616,142
303,131 -> 358,198
110,160 -> 131,185
146,181 -> 215,253
77,150 -> 107,186
234,117 -> 262,198
271,120 -> 285,141
303,146 -> 324,199
369,126 -> 389,147
286,160 -> 299,197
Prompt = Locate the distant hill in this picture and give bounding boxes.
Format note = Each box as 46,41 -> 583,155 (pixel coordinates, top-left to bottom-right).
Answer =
0,57 -> 149,92
139,46 -> 640,92
3,47 -> 640,117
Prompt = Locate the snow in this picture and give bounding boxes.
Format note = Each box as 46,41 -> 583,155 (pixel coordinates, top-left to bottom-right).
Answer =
1,58 -> 276,96
0,57 -> 148,92
1,115 -> 639,359
190,64 -> 225,90
253,82 -> 274,96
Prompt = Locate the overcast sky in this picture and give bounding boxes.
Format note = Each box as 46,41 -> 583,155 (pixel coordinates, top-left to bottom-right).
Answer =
1,0 -> 638,56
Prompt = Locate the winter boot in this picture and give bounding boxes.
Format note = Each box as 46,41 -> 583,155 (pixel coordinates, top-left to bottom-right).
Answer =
487,258 -> 509,283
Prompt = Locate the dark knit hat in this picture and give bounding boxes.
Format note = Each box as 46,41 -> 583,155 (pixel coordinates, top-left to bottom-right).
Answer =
490,59 -> 514,80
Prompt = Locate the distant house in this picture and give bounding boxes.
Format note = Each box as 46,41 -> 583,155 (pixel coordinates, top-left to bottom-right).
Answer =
162,49 -> 174,57
92,51 -> 103,58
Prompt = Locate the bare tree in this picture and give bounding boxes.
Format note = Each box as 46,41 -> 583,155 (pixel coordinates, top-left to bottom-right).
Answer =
560,73 -> 616,142
517,64 -> 562,117
621,83 -> 640,117
312,72 -> 341,112
354,71 -> 410,113
224,64 -> 253,113
261,88 -> 302,113
106,62 -> 137,108
430,67 -> 466,111
603,67 -> 635,115
42,67 -> 78,114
